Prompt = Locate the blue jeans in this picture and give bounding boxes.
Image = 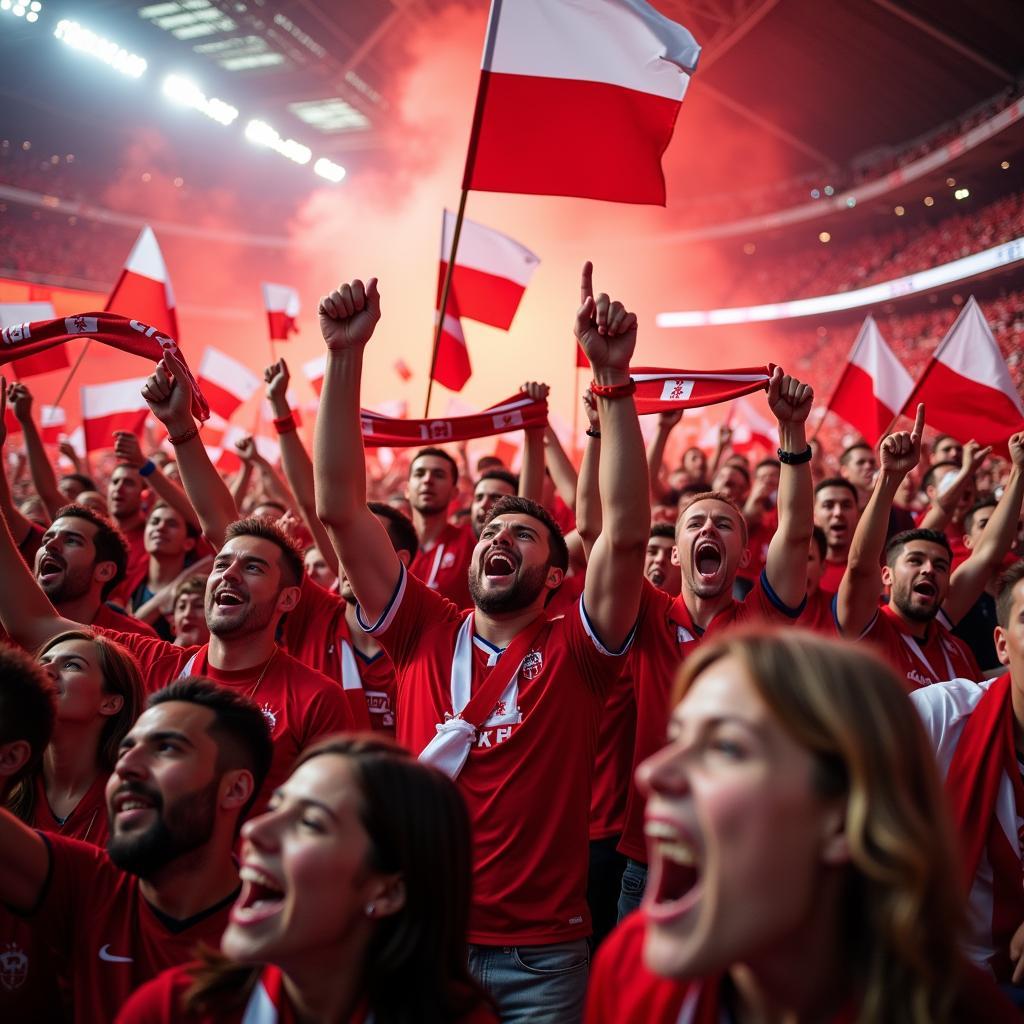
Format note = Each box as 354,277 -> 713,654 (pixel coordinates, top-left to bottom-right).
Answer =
468,939 -> 590,1024
617,857 -> 648,922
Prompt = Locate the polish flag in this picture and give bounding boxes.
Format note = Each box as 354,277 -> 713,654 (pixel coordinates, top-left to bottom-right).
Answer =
198,347 -> 262,420
262,283 -> 300,341
902,296 -> 1024,453
303,354 -> 326,396
394,358 -> 412,382
206,446 -> 241,475
727,398 -> 776,454
826,316 -> 914,445
40,405 -> 67,444
432,295 -> 471,392
81,378 -> 149,452
0,302 -> 68,377
439,210 -> 540,329
105,227 -> 178,340
463,0 -> 701,205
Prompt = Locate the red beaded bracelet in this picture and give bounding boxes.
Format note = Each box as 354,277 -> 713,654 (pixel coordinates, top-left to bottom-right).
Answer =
273,414 -> 297,435
589,378 -> 636,399
168,424 -> 200,447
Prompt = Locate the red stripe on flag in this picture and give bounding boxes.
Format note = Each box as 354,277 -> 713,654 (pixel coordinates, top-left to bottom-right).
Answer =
267,311 -> 296,341
438,262 -> 526,329
83,410 -> 147,452
11,346 -> 70,379
827,362 -> 898,446
199,377 -> 247,421
464,71 -> 680,205
106,270 -> 178,339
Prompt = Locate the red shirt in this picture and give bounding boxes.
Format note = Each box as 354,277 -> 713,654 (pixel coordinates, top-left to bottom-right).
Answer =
360,566 -> 631,945
618,572 -> 804,863
736,508 -> 777,584
798,588 -> 838,635
31,772 -> 110,846
116,962 -> 499,1023
818,557 -> 848,594
282,578 -> 392,734
20,833 -> 235,1024
589,664 -> 636,841
858,603 -> 981,690
93,601 -> 160,638
409,522 -> 475,610
94,629 -> 356,806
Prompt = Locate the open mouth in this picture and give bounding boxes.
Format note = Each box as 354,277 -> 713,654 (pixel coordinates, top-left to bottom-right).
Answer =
38,554 -> 64,582
111,787 -> 158,827
644,818 -> 701,921
484,550 -> 517,580
912,580 -> 937,599
647,567 -> 666,585
214,590 -> 245,607
694,542 -> 722,580
231,866 -> 286,926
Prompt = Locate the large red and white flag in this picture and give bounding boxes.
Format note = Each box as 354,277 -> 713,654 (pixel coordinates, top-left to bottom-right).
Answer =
197,347 -> 262,420
440,210 -> 540,329
261,283 -> 300,341
39,405 -> 66,444
433,294 -> 472,392
727,397 -> 776,454
0,302 -> 68,377
105,226 -> 178,339
902,296 -> 1024,452
81,378 -> 149,452
463,0 -> 701,205
826,316 -> 914,445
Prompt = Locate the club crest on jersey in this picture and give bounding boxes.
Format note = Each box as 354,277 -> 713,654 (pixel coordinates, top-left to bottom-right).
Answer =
259,703 -> 278,731
521,648 -> 543,680
441,550 -> 457,569
0,943 -> 27,991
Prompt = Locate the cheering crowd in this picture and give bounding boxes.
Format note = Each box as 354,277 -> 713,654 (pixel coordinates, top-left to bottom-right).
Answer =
2,264 -> 1024,1023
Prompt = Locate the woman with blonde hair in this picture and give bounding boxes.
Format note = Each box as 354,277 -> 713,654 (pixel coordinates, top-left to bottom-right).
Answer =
8,629 -> 143,845
586,629 -> 1018,1023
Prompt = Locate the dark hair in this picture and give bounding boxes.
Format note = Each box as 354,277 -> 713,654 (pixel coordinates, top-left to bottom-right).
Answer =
250,499 -> 288,518
11,631 -> 144,824
475,468 -> 518,492
148,677 -> 273,824
931,434 -> 959,453
475,455 -> 503,474
715,461 -> 750,485
410,447 -> 458,486
183,736 -> 492,1024
650,522 -> 676,541
754,458 -> 781,472
815,477 -> 859,503
0,644 -> 56,798
884,528 -> 953,567
922,461 -> 960,492
368,501 -> 419,558
812,525 -> 827,560
60,472 -> 97,491
223,517 -> 304,589
148,501 -> 201,542
483,495 -> 569,573
964,496 -> 998,534
173,574 -> 208,604
840,443 -> 873,465
996,561 -> 1024,629
52,503 -> 129,598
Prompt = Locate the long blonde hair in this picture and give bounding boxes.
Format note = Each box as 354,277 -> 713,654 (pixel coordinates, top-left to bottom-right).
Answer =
672,629 -> 965,1024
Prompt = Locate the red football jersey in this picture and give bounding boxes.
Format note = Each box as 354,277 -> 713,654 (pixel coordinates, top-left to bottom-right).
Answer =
409,522 -> 475,610
857,603 -> 981,690
618,573 -> 805,863
23,834 -> 234,1023
93,629 -> 356,807
589,664 -> 636,841
798,588 -> 838,635
359,566 -> 631,945
818,557 -> 848,595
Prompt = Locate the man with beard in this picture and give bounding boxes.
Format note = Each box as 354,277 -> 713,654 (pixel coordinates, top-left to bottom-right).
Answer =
614,366 -> 815,919
0,677 -> 272,1022
812,477 -> 860,593
0,486 -> 355,806
837,406 -> 1024,689
313,265 -> 648,1024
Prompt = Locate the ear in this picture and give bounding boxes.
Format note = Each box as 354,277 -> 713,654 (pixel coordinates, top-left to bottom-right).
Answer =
0,739 -> 32,780
397,549 -> 412,568
545,565 -> 565,591
962,533 -> 974,551
369,873 -> 406,919
880,564 -> 894,588
995,625 -> 1010,667
276,584 -> 301,615
183,536 -> 197,554
94,560 -> 117,585
738,546 -> 751,569
99,693 -> 124,718
819,801 -> 851,866
220,768 -> 255,812
671,545 -> 680,567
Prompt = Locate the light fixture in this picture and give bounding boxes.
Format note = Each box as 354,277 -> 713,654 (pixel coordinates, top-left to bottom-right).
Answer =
954,187 -> 970,200
162,74 -> 238,126
313,157 -> 345,183
53,20 -> 147,78
818,231 -> 831,243
245,119 -> 311,164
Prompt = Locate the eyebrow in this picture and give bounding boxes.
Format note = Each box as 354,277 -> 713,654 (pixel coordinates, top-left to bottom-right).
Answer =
42,528 -> 87,543
270,791 -> 340,823
120,729 -> 196,752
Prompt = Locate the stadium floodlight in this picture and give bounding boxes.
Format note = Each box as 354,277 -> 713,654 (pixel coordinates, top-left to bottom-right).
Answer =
244,119 -> 311,165
54,20 -> 147,78
313,157 -> 345,183
163,74 -> 238,126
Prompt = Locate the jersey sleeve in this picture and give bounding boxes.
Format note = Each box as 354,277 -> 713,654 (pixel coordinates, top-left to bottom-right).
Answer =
739,569 -> 807,624
91,627 -> 186,686
560,595 -> 636,698
355,564 -> 462,671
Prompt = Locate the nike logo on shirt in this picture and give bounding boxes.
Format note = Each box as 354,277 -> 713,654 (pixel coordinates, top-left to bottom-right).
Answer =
98,944 -> 133,963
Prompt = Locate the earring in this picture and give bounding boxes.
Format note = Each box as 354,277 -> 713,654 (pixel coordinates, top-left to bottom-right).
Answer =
365,902 -> 376,917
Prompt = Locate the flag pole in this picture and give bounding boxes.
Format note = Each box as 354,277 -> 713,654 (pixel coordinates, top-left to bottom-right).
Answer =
53,340 -> 92,408
424,188 -> 469,418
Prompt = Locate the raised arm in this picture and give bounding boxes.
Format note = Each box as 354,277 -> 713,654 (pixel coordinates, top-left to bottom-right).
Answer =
0,384 -> 37,547
575,389 -> 602,559
543,424 -> 579,512
264,359 -> 338,576
313,278 -> 401,622
837,404 -> 925,637
112,430 -> 201,532
578,263 -> 648,650
762,368 -> 815,608
8,382 -> 64,521
646,408 -> 682,502
518,381 -> 549,504
140,355 -> 238,549
944,432 -> 1024,624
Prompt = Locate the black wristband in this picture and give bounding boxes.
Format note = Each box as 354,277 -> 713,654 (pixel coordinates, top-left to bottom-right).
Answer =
586,428 -> 601,439
777,445 -> 812,465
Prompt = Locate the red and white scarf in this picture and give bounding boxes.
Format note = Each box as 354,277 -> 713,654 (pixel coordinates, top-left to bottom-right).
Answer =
631,366 -> 770,415
0,311 -> 210,421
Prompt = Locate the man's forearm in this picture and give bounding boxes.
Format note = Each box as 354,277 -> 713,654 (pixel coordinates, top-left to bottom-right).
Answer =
543,427 -> 578,511
162,422 -> 237,548
315,347 -> 368,526
22,418 -> 63,519
776,421 -> 813,547
847,471 -> 901,577
519,428 -> 545,504
575,433 -> 602,556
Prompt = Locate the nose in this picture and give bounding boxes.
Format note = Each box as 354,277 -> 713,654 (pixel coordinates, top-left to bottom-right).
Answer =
115,743 -> 150,782
241,805 -> 284,849
636,737 -> 691,799
218,557 -> 243,585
